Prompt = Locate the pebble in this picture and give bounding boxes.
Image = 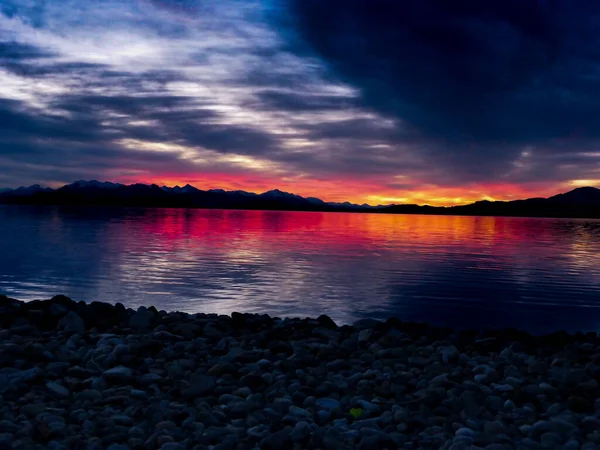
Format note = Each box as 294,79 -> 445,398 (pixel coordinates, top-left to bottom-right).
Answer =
46,381 -> 69,398
0,295 -> 598,450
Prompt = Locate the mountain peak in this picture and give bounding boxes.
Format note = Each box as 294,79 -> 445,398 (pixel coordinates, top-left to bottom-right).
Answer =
68,180 -> 123,189
548,186 -> 600,204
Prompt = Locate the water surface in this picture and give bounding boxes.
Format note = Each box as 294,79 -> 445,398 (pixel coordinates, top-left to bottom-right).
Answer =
1,205 -> 600,333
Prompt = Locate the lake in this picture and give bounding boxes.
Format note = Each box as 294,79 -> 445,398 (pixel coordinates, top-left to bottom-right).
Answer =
1,205 -> 600,334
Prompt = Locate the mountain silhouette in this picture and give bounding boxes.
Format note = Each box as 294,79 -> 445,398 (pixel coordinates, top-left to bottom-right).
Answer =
1,181 -> 599,218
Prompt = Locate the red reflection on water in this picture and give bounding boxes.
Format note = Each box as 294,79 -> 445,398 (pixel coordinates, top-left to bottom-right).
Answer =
119,209 -> 599,263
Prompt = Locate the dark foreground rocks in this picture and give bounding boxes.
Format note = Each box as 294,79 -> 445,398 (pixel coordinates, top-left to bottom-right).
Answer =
1,295 -> 600,449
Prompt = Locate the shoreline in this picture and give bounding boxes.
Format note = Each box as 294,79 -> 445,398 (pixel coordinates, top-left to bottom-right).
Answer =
4,201 -> 600,221
1,295 -> 599,449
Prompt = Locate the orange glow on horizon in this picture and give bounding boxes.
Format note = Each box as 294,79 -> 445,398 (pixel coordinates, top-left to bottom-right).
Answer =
112,172 -> 596,207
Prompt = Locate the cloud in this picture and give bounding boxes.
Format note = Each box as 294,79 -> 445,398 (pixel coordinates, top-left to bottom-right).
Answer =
286,0 -> 600,184
1,0 -> 600,203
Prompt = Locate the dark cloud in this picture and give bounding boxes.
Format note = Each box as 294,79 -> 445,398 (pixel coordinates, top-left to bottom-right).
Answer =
287,0 -> 600,144
253,90 -> 358,112
0,99 -> 106,143
0,42 -> 55,60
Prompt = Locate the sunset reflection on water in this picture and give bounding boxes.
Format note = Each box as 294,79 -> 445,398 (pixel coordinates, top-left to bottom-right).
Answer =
1,206 -> 600,333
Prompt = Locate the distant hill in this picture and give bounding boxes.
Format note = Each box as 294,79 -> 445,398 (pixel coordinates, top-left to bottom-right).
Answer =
1,181 -> 599,218
0,180 -> 380,213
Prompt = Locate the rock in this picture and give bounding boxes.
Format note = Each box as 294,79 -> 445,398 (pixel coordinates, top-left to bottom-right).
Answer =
353,318 -> 380,330
103,366 -> 134,383
288,406 -> 313,421
261,430 -> 291,450
57,311 -> 85,334
567,395 -> 593,413
290,421 -> 312,442
492,383 -> 514,393
474,374 -> 488,384
159,444 -> 185,450
358,428 -> 398,449
358,329 -> 373,343
49,303 -> 69,317
439,345 -> 459,363
248,425 -> 270,440
484,421 -> 507,435
46,381 -> 69,398
139,373 -> 163,385
316,398 -> 341,411
527,359 -> 548,374
322,427 -> 346,450
181,375 -> 216,399
107,445 -> 130,450
129,306 -> 155,329
317,315 -> 337,329
546,402 -> 561,416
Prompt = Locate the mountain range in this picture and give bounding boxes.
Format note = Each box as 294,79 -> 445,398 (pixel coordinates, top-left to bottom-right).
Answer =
1,180 -> 600,218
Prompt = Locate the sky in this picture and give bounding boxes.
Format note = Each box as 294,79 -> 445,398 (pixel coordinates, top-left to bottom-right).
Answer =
1,0 -> 600,206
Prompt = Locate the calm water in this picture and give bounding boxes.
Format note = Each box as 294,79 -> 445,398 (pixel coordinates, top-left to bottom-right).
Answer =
1,205 -> 600,333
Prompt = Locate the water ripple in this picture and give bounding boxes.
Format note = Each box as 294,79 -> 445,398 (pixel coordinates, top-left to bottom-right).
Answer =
1,205 -> 600,333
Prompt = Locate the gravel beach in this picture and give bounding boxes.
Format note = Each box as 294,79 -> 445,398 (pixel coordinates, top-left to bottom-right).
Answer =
1,294 -> 600,450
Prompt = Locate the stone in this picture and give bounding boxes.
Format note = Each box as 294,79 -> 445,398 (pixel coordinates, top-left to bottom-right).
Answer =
290,421 -> 312,442
492,383 -> 514,393
288,406 -> 313,421
139,373 -> 163,385
322,427 -> 346,450
358,329 -> 373,343
484,421 -> 507,435
159,444 -> 185,450
107,445 -> 130,450
317,315 -> 337,329
261,430 -> 291,450
58,311 -> 85,334
316,398 -> 341,411
439,345 -> 459,363
129,306 -> 155,329
46,381 -> 69,398
181,375 -> 216,399
567,395 -> 593,413
248,425 -> 270,440
103,366 -> 134,383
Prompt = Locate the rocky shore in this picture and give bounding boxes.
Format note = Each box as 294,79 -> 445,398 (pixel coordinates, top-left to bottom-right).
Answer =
1,295 -> 600,450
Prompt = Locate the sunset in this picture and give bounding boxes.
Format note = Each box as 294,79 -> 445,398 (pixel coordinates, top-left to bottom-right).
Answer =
2,0 -> 600,205
3,1 -> 600,447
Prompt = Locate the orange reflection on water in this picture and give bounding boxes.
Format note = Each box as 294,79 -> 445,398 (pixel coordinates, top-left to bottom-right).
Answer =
122,209 -> 598,263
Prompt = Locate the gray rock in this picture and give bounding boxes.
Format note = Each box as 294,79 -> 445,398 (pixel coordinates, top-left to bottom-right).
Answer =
103,366 -> 134,382
455,428 -> 477,438
358,329 -> 373,343
58,311 -> 85,334
288,405 -> 313,420
129,306 -> 155,329
159,444 -> 185,450
358,428 -> 398,449
46,381 -> 69,398
439,345 -> 459,363
261,430 -> 291,450
49,303 -> 69,317
139,373 -> 163,385
106,445 -> 130,450
322,427 -> 346,450
181,375 -> 216,399
248,424 -> 271,440
316,397 -> 341,411
492,383 -> 514,393
484,421 -> 507,435
290,421 -> 312,442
